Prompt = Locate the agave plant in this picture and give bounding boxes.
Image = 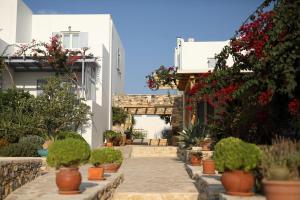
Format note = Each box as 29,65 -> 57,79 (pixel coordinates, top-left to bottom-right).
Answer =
177,122 -> 208,149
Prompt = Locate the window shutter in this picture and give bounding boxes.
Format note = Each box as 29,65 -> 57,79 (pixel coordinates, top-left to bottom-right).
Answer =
79,32 -> 88,48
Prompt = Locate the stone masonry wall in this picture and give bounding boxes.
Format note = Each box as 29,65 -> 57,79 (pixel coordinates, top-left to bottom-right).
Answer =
0,158 -> 42,200
113,94 -> 183,130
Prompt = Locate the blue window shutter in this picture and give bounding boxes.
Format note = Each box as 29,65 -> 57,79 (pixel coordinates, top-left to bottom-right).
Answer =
79,32 -> 88,48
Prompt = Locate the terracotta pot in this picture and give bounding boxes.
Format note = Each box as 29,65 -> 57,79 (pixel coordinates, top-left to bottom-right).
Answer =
202,159 -> 216,174
100,163 -> 120,173
221,170 -> 254,196
106,142 -> 113,147
88,167 -> 104,180
56,167 -> 81,194
263,179 -> 300,200
191,154 -> 202,166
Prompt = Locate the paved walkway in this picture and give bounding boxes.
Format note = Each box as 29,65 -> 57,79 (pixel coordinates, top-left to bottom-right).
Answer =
113,157 -> 199,200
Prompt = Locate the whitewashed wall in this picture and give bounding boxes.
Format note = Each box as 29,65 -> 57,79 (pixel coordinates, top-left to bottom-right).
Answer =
133,115 -> 171,139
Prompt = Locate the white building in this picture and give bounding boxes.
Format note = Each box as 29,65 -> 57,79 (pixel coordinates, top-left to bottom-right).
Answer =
174,38 -> 231,128
0,0 -> 125,148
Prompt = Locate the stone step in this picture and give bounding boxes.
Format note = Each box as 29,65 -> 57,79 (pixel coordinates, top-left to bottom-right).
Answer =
113,192 -> 199,200
130,146 -> 178,158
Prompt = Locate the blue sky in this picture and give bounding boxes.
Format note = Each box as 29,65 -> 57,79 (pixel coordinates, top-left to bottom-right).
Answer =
24,0 -> 263,94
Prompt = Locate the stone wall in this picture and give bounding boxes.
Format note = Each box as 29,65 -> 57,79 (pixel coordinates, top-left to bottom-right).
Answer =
112,94 -> 183,130
0,157 -> 42,200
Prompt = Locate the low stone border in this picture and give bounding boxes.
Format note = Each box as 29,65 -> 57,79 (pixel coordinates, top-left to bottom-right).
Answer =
0,157 -> 43,199
5,167 -> 124,200
219,193 -> 266,200
185,164 -> 224,200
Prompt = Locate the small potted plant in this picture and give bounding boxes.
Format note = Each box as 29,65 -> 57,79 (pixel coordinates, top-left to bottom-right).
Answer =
214,137 -> 262,196
261,138 -> 300,200
88,149 -> 105,180
203,155 -> 216,175
104,130 -> 118,147
47,138 -> 90,194
190,150 -> 203,166
97,148 -> 123,173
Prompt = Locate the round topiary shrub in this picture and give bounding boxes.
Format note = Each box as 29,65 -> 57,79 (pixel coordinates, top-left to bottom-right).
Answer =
56,131 -> 85,141
214,137 -> 262,172
89,148 -> 123,165
47,138 -> 90,168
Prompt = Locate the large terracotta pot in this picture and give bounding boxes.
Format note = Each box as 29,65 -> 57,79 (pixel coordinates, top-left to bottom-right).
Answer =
191,154 -> 202,166
221,170 -> 254,196
263,179 -> 300,200
88,167 -> 104,180
202,159 -> 216,174
56,167 -> 81,194
100,163 -> 120,173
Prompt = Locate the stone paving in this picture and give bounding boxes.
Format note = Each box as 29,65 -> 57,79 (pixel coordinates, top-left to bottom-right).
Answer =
5,165 -> 124,200
113,157 -> 199,200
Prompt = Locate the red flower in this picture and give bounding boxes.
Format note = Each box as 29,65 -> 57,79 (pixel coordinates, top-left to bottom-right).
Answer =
186,105 -> 193,111
288,98 -> 299,116
258,90 -> 273,106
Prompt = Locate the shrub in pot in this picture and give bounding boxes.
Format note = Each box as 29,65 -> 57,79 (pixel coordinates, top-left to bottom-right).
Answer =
103,130 -> 120,146
96,148 -> 123,173
88,149 -> 105,180
47,138 -> 90,194
260,138 -> 300,200
214,137 -> 262,196
190,150 -> 203,166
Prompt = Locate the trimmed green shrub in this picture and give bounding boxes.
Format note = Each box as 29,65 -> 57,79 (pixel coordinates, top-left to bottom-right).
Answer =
56,131 -> 85,141
47,138 -> 90,168
90,148 -> 123,165
214,137 -> 262,172
103,130 -> 121,141
0,142 -> 40,157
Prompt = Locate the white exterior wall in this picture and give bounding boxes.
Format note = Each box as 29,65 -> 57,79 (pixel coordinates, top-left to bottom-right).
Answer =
175,38 -> 233,73
133,115 -> 171,139
0,0 -> 125,148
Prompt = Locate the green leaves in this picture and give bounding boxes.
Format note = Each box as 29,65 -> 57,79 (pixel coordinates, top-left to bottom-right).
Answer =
89,148 -> 123,166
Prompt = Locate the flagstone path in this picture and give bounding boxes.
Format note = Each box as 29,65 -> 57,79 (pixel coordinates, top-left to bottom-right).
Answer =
113,157 -> 199,200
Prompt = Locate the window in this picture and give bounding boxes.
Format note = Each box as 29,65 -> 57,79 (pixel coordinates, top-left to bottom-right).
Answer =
207,58 -> 217,69
36,79 -> 47,96
62,32 -> 79,49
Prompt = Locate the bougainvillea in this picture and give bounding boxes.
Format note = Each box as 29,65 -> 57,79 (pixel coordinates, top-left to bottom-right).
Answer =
146,65 -> 177,90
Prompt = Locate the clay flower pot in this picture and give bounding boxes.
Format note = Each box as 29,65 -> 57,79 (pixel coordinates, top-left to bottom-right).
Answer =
263,179 -> 300,200
221,170 -> 254,196
100,163 -> 120,173
203,159 -> 216,174
56,167 -> 82,194
106,142 -> 113,147
88,167 -> 104,180
191,154 -> 202,166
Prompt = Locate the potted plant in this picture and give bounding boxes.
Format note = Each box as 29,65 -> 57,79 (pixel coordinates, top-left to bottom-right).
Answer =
214,137 -> 262,196
261,138 -> 300,200
104,130 -> 119,147
97,148 -> 123,173
88,149 -> 105,180
47,138 -> 90,194
190,150 -> 203,166
203,156 -> 216,174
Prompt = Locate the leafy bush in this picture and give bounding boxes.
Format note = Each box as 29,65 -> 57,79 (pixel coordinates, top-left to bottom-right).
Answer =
47,138 -> 90,168
103,130 -> 121,140
112,107 -> 127,125
214,137 -> 262,172
56,131 -> 85,141
132,130 -> 145,139
89,148 -> 123,165
0,141 -> 40,157
260,137 -> 300,180
19,135 -> 45,148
